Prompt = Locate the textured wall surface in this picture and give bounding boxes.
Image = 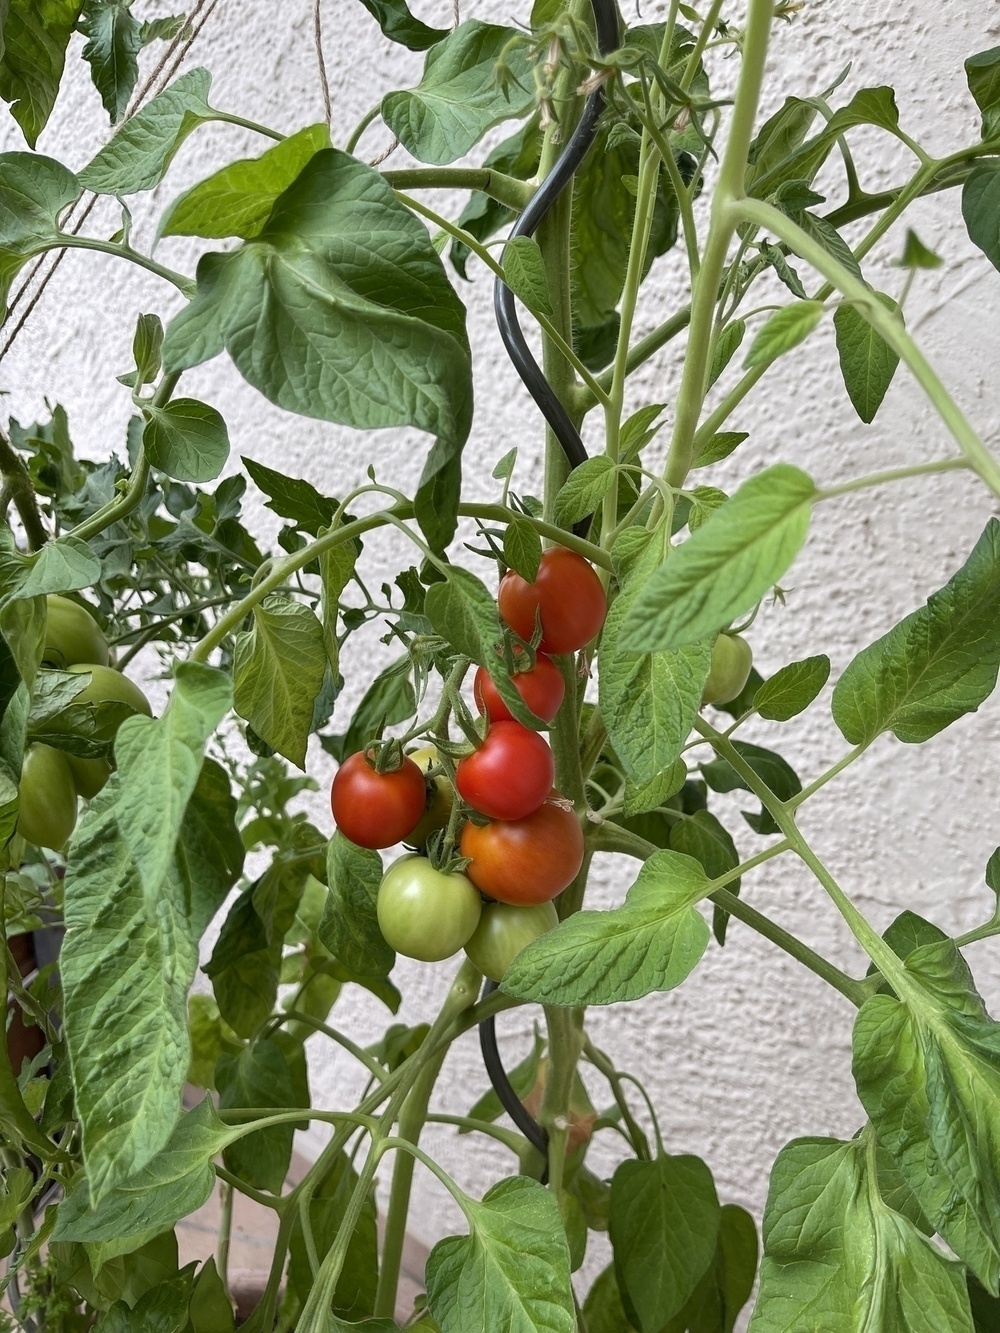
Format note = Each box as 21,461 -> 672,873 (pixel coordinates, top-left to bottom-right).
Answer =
5,0 -> 1000,1289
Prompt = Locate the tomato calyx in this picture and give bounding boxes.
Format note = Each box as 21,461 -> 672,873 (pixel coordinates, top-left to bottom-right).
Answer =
421,827 -> 472,878
362,736 -> 409,775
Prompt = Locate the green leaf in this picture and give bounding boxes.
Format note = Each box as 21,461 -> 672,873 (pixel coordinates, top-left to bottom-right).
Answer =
687,486 -> 728,532
320,833 -> 394,980
601,575 -> 711,787
670,809 -> 739,904
131,312 -> 163,388
610,1155 -> 721,1331
744,300 -> 824,368
502,236 -> 552,317
10,534 -> 101,599
287,1150 -> 380,1320
621,465 -> 816,652
51,1099 -> 235,1250
502,850 -> 711,1006
216,1038 -> 305,1193
205,886 -> 280,1039
381,21 -> 534,166
832,518 -> 1000,745
142,398 -> 230,483
825,85 -> 900,135
670,1203 -> 757,1333
114,662 -> 232,901
158,123 -> 331,240
502,519 -> 541,583
80,0 -> 142,123
62,762 -> 242,1202
554,457 -> 616,528
424,566 -> 499,665
754,654 -> 830,721
0,0 -> 83,146
324,657 -> 414,763
570,122 -> 679,352
749,1133 -> 974,1332
745,96 -> 819,194
163,149 -> 472,478
897,228 -> 943,270
691,431 -> 748,469
833,291 -> 900,423
426,1176 -> 575,1333
189,1258 -> 236,1333
707,320 -> 745,388
0,151 -> 81,319
242,456 -> 337,535
465,1031 -> 544,1129
622,759 -> 686,817
986,848 -> 1000,912
233,595 -> 326,769
356,0 -> 447,51
701,739 -> 801,835
583,1266 -> 633,1333
966,47 -> 1000,141
78,67 -> 214,195
853,940 -> 1000,1291
139,15 -> 185,45
963,161 -> 1000,273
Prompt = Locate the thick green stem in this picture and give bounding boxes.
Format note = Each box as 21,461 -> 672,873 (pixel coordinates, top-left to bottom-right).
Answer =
298,960 -> 482,1333
56,234 -> 195,295
191,503 -> 610,664
591,818 -> 867,1004
540,1005 -> 585,1195
0,428 -> 47,551
663,0 -> 775,488
383,167 -> 533,210
732,196 -> 1000,496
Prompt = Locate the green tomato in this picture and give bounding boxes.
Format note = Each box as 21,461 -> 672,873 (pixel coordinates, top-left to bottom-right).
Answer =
66,755 -> 112,800
464,900 -> 559,982
702,633 -> 753,706
404,745 -> 454,850
66,663 -> 152,717
377,854 -> 481,963
44,595 -> 109,669
18,745 -> 78,850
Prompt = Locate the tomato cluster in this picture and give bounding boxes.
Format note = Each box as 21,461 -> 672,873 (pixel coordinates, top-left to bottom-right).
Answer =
17,596 -> 152,851
328,546 -> 607,977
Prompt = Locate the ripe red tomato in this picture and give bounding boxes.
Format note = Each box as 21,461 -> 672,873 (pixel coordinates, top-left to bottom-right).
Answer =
459,796 -> 584,904
473,653 -> 565,725
498,547 -> 607,654
455,722 -> 554,821
331,751 -> 426,849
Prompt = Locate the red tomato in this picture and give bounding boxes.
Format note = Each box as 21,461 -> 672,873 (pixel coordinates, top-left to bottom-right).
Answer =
473,653 -> 565,724
498,547 -> 607,654
455,721 -> 554,821
459,796 -> 585,904
331,751 -> 426,849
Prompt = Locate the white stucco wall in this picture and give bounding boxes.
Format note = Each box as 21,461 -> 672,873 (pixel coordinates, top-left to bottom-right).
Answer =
5,0 -> 1000,1294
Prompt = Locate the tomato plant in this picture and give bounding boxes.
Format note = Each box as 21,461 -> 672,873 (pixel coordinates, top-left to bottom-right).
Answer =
474,651 -> 565,723
376,854 -> 482,962
498,547 -> 608,654
460,797 -> 586,905
331,750 -> 426,849
455,721 -> 555,821
0,3 -> 997,1331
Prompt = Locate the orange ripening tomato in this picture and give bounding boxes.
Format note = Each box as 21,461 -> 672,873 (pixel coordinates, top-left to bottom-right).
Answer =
459,795 -> 584,905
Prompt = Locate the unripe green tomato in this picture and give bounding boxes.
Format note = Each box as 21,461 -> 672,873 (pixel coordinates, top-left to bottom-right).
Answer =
67,663 -> 152,717
376,854 -> 481,963
18,744 -> 78,850
44,595 -> 109,669
701,633 -> 753,706
404,745 -> 454,850
464,900 -> 559,983
66,755 -> 112,800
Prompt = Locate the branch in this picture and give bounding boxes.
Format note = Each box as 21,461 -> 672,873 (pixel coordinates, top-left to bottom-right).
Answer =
0,428 -> 47,551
